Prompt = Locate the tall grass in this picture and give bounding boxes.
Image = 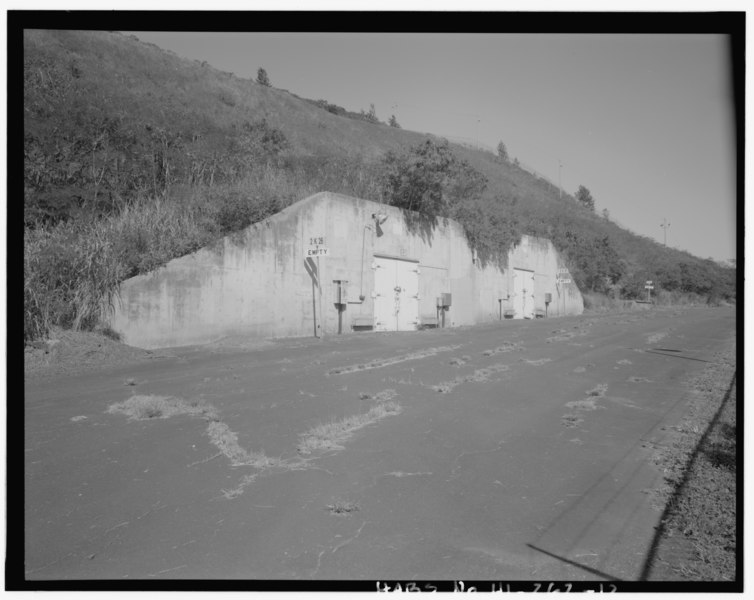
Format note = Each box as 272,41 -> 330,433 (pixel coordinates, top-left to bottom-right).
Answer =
108,195 -> 214,277
582,290 -> 712,313
24,195 -> 215,341
581,292 -> 636,312
24,221 -> 123,339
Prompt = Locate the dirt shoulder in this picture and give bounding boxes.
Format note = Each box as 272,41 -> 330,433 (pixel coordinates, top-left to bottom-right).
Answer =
23,328 -> 175,379
643,341 -> 738,582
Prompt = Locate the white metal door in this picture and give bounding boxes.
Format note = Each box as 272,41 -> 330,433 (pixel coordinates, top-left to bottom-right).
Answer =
513,268 -> 535,319
373,257 -> 395,331
396,260 -> 420,331
373,257 -> 419,331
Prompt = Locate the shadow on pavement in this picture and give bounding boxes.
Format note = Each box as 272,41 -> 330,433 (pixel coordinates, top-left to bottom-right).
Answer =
526,543 -> 623,581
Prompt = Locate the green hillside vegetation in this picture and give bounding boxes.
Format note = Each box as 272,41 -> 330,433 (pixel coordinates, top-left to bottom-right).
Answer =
22,30 -> 735,342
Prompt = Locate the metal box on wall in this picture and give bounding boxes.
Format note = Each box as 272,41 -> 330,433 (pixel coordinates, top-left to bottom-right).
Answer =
334,280 -> 348,304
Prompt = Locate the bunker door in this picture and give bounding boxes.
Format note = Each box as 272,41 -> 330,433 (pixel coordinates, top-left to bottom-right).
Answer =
373,256 -> 420,331
513,268 -> 536,319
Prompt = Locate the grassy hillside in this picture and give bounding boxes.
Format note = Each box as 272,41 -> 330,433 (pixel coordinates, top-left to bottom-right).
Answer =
22,30 -> 735,341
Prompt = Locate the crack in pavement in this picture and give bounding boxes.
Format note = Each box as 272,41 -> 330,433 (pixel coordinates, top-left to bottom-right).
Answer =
26,503 -> 168,576
430,363 -> 511,393
148,564 -> 187,577
326,345 -> 462,375
448,441 -> 507,481
311,520 -> 371,577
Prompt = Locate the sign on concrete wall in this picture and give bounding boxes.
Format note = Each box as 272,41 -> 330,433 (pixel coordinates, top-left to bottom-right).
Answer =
304,236 -> 329,258
556,267 -> 571,285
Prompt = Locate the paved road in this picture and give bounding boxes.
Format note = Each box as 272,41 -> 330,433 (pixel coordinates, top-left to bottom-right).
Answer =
24,306 -> 735,581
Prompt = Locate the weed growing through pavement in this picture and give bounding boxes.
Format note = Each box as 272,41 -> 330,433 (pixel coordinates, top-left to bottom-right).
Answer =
107,394 -> 282,483
432,382 -> 456,393
521,358 -> 552,366
586,384 -> 608,397
481,342 -> 521,356
297,389 -> 403,455
297,396 -> 401,455
546,332 -> 576,343
465,363 -> 510,382
221,474 -> 258,500
565,398 -> 603,411
647,332 -> 668,345
327,499 -> 360,516
358,389 -> 398,402
561,384 -> 608,426
561,414 -> 583,428
107,395 -> 219,421
431,363 -> 510,393
206,421 -> 282,468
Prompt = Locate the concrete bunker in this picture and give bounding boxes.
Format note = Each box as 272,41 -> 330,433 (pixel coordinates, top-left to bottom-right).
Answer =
107,192 -> 584,349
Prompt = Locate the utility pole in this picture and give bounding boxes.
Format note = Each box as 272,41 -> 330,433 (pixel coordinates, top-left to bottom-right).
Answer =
558,160 -> 563,199
661,218 -> 671,246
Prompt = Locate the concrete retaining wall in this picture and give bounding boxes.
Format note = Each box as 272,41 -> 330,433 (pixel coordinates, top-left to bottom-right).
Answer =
108,192 -> 583,348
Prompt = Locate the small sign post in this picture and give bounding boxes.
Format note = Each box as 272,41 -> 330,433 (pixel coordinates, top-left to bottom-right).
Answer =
555,268 -> 570,316
645,280 -> 654,303
304,236 -> 328,337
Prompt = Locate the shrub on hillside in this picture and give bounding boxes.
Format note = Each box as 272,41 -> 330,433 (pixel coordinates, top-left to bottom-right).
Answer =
256,67 -> 271,87
451,196 -> 521,267
378,138 -> 530,266
309,99 -> 347,116
496,141 -> 509,162
575,185 -> 595,212
380,138 -> 487,217
360,104 -> 379,124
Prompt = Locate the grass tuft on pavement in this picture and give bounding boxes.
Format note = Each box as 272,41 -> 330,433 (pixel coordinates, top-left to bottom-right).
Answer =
107,395 -> 218,421
206,421 -> 282,468
327,499 -> 360,516
297,400 -> 402,455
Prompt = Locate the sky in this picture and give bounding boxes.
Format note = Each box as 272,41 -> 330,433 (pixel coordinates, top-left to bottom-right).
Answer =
120,30 -> 737,263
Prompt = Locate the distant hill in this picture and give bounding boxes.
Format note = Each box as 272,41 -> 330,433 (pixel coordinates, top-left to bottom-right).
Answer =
22,30 -> 735,340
